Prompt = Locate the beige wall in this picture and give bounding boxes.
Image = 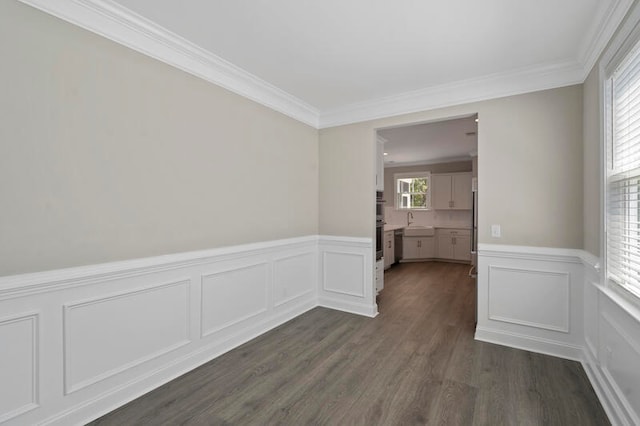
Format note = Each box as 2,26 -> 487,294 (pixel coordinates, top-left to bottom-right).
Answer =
320,86 -> 584,249
582,66 -> 601,256
383,161 -> 472,207
0,2 -> 319,276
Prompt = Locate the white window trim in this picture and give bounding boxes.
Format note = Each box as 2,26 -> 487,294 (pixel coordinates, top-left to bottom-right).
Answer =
600,0 -> 640,307
393,171 -> 431,211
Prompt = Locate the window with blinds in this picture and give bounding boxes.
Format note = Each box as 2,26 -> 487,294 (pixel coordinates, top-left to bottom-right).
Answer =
606,40 -> 640,300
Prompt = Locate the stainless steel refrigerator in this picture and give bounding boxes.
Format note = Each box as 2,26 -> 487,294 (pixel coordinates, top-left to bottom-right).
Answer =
471,177 -> 478,323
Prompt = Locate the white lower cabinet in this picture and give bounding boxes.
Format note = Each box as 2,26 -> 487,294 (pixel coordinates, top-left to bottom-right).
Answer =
383,231 -> 394,269
403,236 -> 435,260
436,229 -> 471,261
376,259 -> 384,294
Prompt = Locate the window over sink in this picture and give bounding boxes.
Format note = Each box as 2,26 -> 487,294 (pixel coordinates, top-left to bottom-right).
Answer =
394,172 -> 431,210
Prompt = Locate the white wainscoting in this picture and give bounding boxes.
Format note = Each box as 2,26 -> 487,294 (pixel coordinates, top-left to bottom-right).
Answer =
476,244 -> 585,361
0,235 -> 374,425
477,243 -> 640,426
317,236 -> 377,318
0,313 -> 38,423
582,256 -> 640,426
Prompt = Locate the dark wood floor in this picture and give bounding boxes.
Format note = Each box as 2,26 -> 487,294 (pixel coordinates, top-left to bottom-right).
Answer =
91,262 -> 609,425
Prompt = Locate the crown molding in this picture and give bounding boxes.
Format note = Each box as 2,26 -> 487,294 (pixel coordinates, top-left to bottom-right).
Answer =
577,0 -> 633,81
318,60 -> 585,128
19,0 -> 633,130
18,0 -> 320,128
318,0 -> 632,129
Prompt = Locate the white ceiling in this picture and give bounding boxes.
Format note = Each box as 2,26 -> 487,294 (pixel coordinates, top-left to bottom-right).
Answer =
379,116 -> 478,166
21,0 -> 632,127
116,0 -> 605,109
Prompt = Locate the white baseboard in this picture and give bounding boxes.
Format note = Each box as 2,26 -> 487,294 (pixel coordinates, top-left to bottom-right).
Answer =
581,348 -> 632,426
317,296 -> 378,318
0,234 -> 375,426
475,326 -> 583,361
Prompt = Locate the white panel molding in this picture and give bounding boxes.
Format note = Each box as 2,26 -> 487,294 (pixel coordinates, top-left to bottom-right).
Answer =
43,295 -> 317,426
0,312 -> 39,423
17,0 -> 319,128
63,280 -> 191,394
0,234 -> 378,424
272,252 -> 316,308
317,236 -> 377,317
477,245 -> 582,360
479,244 -> 640,426
487,265 -> 570,333
600,313 -> 640,426
322,252 -> 366,297
199,263 -> 269,338
581,348 -> 630,426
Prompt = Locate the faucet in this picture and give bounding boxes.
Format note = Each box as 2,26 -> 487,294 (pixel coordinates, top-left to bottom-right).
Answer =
407,211 -> 414,226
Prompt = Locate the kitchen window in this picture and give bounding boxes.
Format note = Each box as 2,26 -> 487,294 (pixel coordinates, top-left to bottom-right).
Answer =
394,172 -> 430,210
605,36 -> 640,301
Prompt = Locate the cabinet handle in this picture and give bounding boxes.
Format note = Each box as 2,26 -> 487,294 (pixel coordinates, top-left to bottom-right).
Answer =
388,241 -> 391,248
452,237 -> 456,245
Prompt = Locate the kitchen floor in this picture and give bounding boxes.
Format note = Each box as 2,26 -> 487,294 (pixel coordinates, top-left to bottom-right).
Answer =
90,262 -> 609,425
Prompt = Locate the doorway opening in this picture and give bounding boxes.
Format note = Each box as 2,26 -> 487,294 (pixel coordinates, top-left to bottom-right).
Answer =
374,114 -> 479,323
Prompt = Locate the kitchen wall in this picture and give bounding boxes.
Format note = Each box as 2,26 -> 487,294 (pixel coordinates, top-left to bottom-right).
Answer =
0,1 -> 319,276
319,85 -> 583,249
383,161 -> 473,228
382,161 -> 472,205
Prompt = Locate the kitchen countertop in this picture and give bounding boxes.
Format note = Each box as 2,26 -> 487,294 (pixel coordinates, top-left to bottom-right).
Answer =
384,224 -> 471,232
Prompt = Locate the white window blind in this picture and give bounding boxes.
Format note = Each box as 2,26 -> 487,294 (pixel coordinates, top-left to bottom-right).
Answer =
606,40 -> 640,299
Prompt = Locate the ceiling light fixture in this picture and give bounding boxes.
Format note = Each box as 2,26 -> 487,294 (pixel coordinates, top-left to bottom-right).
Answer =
383,152 -> 388,156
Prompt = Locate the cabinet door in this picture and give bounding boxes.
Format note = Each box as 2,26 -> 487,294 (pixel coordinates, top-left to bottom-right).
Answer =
431,174 -> 452,210
420,237 -> 435,258
376,260 -> 384,293
452,174 -> 472,209
453,235 -> 471,261
437,233 -> 454,259
384,232 -> 394,268
403,238 -> 420,260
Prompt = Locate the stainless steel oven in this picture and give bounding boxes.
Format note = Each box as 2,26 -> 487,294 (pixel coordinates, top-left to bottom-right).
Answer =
376,222 -> 383,260
376,191 -> 384,222
376,191 -> 384,260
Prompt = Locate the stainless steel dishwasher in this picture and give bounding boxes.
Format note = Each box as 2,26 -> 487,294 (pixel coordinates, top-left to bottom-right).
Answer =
394,229 -> 403,263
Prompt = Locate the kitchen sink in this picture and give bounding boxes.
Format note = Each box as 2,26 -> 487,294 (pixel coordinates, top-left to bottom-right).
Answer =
403,225 -> 435,237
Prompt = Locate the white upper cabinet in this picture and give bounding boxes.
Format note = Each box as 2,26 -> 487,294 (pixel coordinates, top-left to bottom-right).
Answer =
376,137 -> 385,192
431,172 -> 472,210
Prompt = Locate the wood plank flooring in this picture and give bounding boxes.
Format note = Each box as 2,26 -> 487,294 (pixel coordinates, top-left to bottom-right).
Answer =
90,262 -> 609,425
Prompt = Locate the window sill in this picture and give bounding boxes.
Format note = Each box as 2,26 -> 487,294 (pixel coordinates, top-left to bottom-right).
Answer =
602,280 -> 640,326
